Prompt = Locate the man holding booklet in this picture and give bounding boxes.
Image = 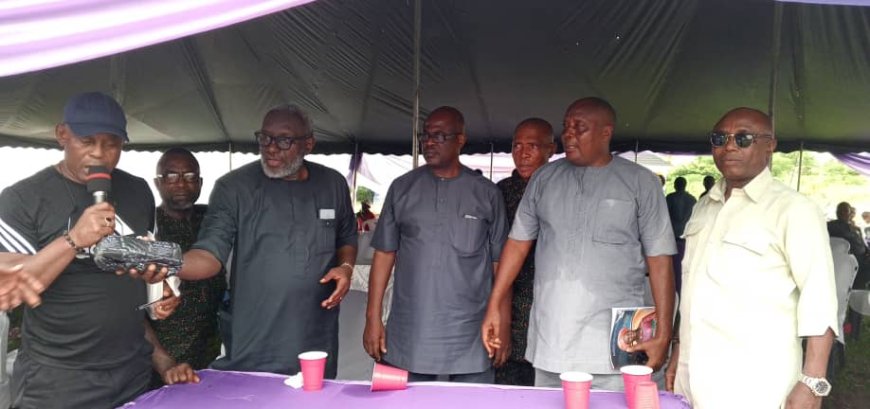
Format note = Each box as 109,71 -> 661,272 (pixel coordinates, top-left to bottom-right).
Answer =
481,97 -> 676,390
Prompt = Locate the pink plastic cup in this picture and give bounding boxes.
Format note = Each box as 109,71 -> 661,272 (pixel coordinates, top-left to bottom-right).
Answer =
560,371 -> 593,409
298,351 -> 328,391
634,380 -> 661,409
620,365 -> 653,409
371,362 -> 409,391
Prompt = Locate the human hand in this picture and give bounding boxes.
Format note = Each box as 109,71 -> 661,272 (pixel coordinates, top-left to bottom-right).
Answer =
150,282 -> 181,320
162,363 -> 200,385
117,263 -> 171,284
69,202 -> 116,248
0,264 -> 44,310
493,318 -> 512,367
363,318 -> 387,361
785,382 -> 822,409
319,264 -> 352,309
625,333 -> 670,371
481,306 -> 502,359
664,342 -> 679,392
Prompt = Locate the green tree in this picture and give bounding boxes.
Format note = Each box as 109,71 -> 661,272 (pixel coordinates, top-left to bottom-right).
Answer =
356,186 -> 376,204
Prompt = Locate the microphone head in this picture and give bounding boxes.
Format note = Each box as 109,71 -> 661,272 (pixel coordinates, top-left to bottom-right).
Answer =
86,166 -> 112,196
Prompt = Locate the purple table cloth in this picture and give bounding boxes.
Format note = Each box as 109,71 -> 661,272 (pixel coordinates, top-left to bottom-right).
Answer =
122,370 -> 692,409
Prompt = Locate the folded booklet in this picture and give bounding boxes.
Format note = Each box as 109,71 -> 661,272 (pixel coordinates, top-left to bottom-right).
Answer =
610,306 -> 656,369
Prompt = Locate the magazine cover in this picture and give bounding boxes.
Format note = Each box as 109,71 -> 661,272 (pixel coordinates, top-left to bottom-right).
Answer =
609,306 -> 656,369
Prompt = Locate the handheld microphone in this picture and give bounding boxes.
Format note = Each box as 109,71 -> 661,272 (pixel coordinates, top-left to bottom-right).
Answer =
86,166 -> 112,204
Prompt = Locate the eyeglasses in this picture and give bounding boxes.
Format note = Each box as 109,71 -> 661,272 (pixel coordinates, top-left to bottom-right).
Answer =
255,131 -> 311,150
156,172 -> 199,184
418,132 -> 458,144
709,131 -> 773,148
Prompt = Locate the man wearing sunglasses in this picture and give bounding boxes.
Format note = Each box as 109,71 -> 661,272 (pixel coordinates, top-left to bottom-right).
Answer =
149,148 -> 226,383
364,106 -> 508,383
482,97 -> 676,391
176,105 -> 357,379
672,108 -> 837,409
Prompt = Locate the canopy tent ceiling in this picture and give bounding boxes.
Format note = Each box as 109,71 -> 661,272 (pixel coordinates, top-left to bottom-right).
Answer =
0,0 -> 868,154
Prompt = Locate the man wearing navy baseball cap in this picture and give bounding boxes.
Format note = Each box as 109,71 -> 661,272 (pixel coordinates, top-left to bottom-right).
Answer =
0,92 -> 189,408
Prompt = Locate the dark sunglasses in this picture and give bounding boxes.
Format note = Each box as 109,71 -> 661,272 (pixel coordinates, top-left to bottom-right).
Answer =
255,131 -> 311,150
156,172 -> 199,184
418,132 -> 458,144
710,131 -> 773,148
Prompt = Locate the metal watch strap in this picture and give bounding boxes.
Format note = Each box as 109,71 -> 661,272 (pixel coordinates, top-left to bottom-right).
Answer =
800,374 -> 831,397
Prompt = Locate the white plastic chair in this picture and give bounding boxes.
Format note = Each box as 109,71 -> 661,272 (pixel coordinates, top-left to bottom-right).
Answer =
830,237 -> 859,344
0,312 -> 11,409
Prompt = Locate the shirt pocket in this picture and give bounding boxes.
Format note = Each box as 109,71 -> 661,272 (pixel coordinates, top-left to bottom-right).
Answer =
592,199 -> 635,245
451,215 -> 488,255
317,219 -> 337,254
708,229 -> 775,288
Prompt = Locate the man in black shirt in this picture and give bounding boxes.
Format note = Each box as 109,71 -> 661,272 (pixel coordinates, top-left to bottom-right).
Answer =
494,118 -> 554,386
0,92 -> 182,408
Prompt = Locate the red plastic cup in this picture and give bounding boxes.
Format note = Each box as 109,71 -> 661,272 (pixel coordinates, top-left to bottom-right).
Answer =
620,365 -> 653,409
298,351 -> 328,391
560,371 -> 593,409
371,362 -> 409,391
634,380 -> 661,409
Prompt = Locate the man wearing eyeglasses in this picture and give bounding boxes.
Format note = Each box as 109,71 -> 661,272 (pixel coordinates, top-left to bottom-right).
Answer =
149,148 -> 226,383
672,108 -> 837,409
364,106 -> 508,383
175,105 -> 357,378
482,97 -> 676,391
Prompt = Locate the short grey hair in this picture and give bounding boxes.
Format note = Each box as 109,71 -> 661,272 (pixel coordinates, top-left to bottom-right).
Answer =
266,104 -> 313,136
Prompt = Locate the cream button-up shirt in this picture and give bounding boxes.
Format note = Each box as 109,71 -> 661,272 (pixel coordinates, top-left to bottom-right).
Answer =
675,168 -> 838,409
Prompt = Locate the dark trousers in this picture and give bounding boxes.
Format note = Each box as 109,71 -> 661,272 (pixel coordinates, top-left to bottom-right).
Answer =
495,359 -> 535,386
384,360 -> 494,383
12,351 -> 151,409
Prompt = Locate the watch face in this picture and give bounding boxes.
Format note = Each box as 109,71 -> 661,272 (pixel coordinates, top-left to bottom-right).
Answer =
815,380 -> 831,396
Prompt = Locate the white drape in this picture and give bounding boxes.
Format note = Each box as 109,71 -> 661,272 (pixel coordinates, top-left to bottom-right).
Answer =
0,0 -> 314,77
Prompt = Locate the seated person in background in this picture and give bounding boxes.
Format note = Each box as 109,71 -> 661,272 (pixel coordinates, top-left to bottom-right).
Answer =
149,148 -> 226,383
357,201 -> 376,231
828,202 -> 868,289
862,211 -> 870,245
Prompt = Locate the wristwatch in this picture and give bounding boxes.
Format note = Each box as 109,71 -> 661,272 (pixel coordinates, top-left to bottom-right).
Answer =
800,374 -> 831,397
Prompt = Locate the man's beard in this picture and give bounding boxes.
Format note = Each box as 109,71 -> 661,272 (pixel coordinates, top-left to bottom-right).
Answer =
261,154 -> 305,179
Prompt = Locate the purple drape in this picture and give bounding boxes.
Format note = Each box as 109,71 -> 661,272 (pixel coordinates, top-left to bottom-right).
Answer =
0,0 -> 314,77
833,152 -> 870,177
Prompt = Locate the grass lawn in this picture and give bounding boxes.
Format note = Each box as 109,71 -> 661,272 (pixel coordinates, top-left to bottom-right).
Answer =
824,318 -> 870,409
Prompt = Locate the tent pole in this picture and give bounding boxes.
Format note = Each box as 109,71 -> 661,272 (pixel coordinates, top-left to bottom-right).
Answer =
796,141 -> 804,192
411,0 -> 422,169
768,2 -> 783,129
634,139 -> 639,163
228,142 -> 234,171
352,142 -> 360,208
489,142 -> 494,179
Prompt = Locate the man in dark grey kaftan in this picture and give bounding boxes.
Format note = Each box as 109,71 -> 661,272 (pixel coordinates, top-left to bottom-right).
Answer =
178,105 -> 357,377
364,107 -> 508,382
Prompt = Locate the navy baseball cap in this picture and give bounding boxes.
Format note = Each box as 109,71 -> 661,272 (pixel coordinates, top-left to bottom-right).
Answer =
62,92 -> 128,142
